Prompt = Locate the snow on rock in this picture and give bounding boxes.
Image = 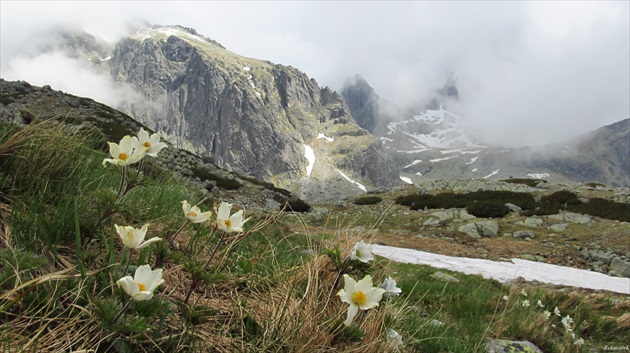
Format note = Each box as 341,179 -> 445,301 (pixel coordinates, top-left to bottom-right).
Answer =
304,145 -> 315,177
528,173 -> 550,179
335,168 -> 367,192
484,169 -> 500,179
372,245 -> 630,294
404,160 -> 422,169
466,157 -> 479,165
430,156 -> 458,163
242,66 -> 251,71
400,176 -> 413,184
317,133 -> 334,142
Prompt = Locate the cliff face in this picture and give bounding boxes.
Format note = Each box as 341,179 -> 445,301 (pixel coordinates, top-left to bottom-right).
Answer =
106,26 -> 399,199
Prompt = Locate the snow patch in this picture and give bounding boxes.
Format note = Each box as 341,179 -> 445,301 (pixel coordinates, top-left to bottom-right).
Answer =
430,156 -> 457,163
528,173 -> 550,179
466,157 -> 478,165
317,133 -> 334,142
335,168 -> 367,192
372,245 -> 630,294
472,168 -> 478,172
483,169 -> 500,179
242,66 -> 251,71
404,160 -> 422,169
400,176 -> 413,184
303,145 -> 315,177
100,56 -> 112,62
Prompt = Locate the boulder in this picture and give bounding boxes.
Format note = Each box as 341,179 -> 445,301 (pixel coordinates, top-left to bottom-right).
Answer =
485,339 -> 543,353
610,257 -> 630,277
549,212 -> 595,225
458,223 -> 480,238
513,230 -> 535,239
476,220 -> 499,237
548,223 -> 567,232
523,218 -> 543,228
423,218 -> 444,227
505,202 -> 522,212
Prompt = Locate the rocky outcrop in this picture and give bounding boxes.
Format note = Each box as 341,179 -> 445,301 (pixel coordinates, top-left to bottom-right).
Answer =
102,26 -> 399,200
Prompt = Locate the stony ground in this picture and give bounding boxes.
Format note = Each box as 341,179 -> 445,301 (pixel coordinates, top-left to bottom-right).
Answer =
289,182 -> 630,279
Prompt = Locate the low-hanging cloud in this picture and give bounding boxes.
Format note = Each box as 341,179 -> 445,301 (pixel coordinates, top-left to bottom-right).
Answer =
1,1 -> 627,147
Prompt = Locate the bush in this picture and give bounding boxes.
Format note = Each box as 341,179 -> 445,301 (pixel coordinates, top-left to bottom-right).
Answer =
466,201 -> 510,218
541,191 -> 580,205
568,198 -> 630,223
353,196 -> 383,205
501,178 -> 547,187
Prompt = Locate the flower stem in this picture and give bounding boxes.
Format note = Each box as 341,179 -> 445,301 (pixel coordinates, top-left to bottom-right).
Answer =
115,166 -> 127,201
122,248 -> 132,275
167,220 -> 189,248
111,298 -> 134,325
184,230 -> 224,305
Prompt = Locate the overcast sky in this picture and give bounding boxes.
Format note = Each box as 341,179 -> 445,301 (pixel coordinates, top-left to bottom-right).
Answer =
1,1 -> 628,147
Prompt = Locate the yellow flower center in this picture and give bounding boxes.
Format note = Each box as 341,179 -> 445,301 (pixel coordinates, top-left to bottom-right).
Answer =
188,211 -> 197,218
142,142 -> 151,148
356,250 -> 361,258
118,152 -> 129,161
224,219 -> 232,228
136,282 -> 146,291
351,291 -> 367,306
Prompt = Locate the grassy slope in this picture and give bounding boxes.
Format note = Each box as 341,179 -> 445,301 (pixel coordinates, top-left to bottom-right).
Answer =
0,120 -> 628,353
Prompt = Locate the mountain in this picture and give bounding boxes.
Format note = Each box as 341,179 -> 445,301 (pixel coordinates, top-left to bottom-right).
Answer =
35,25 -> 400,202
342,77 -> 629,187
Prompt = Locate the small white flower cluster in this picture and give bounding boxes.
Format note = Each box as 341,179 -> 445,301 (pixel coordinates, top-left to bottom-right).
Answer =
338,240 -> 404,348
103,128 -> 166,167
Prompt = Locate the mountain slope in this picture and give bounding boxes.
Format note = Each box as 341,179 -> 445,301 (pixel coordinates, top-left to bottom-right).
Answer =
101,25 -> 399,201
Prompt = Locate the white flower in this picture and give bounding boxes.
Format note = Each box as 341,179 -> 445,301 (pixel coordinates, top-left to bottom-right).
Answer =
520,289 -> 528,297
116,264 -> 164,301
102,135 -> 147,167
543,310 -> 551,320
572,334 -> 584,345
350,240 -> 374,263
536,300 -> 544,308
554,306 -> 561,316
337,274 -> 385,326
380,276 -> 402,298
182,200 -> 212,223
216,202 -> 249,233
522,300 -> 530,307
386,328 -> 403,348
131,128 -> 167,157
502,295 -> 509,301
115,224 -> 161,250
561,315 -> 574,332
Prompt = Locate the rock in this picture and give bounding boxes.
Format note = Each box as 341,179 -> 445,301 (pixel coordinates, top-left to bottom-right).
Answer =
476,220 -> 499,237
610,257 -> 630,277
520,254 -> 538,261
548,223 -> 567,232
485,339 -> 543,353
549,212 -> 595,225
429,271 -> 460,283
265,197 -> 282,210
523,218 -> 543,228
458,223 -> 480,238
590,250 -> 614,265
423,218 -> 444,227
430,210 -> 456,221
505,203 -> 522,212
428,319 -> 446,326
513,230 -> 535,239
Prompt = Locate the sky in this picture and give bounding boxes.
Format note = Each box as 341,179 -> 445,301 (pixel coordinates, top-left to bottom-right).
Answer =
1,1 -> 628,147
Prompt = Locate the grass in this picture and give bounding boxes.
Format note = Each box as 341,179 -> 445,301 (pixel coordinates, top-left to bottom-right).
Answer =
0,119 -> 628,352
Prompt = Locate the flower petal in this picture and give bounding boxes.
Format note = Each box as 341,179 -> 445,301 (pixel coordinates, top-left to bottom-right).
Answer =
344,304 -> 359,326
135,236 -> 162,250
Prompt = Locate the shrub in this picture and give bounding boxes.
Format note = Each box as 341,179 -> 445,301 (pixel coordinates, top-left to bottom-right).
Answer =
353,196 -> 383,205
541,191 -> 581,205
501,178 -> 547,187
466,201 -> 510,218
568,198 -> 630,223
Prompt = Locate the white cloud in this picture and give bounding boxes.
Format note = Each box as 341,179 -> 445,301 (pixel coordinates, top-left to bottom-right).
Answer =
1,1 -> 627,147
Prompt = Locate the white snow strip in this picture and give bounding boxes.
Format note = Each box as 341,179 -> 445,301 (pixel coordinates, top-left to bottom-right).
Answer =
466,157 -> 479,165
404,160 -> 422,169
528,173 -> 550,179
430,156 -> 457,163
317,133 -> 334,142
242,66 -> 251,71
380,137 -> 394,142
335,168 -> 367,192
100,56 -> 112,61
415,172 -> 423,176
484,169 -> 500,179
472,168 -> 478,172
303,145 -> 315,177
400,176 -> 413,184
372,245 -> 630,294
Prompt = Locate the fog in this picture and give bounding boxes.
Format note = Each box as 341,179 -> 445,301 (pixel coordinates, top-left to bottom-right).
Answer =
1,1 -> 628,147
